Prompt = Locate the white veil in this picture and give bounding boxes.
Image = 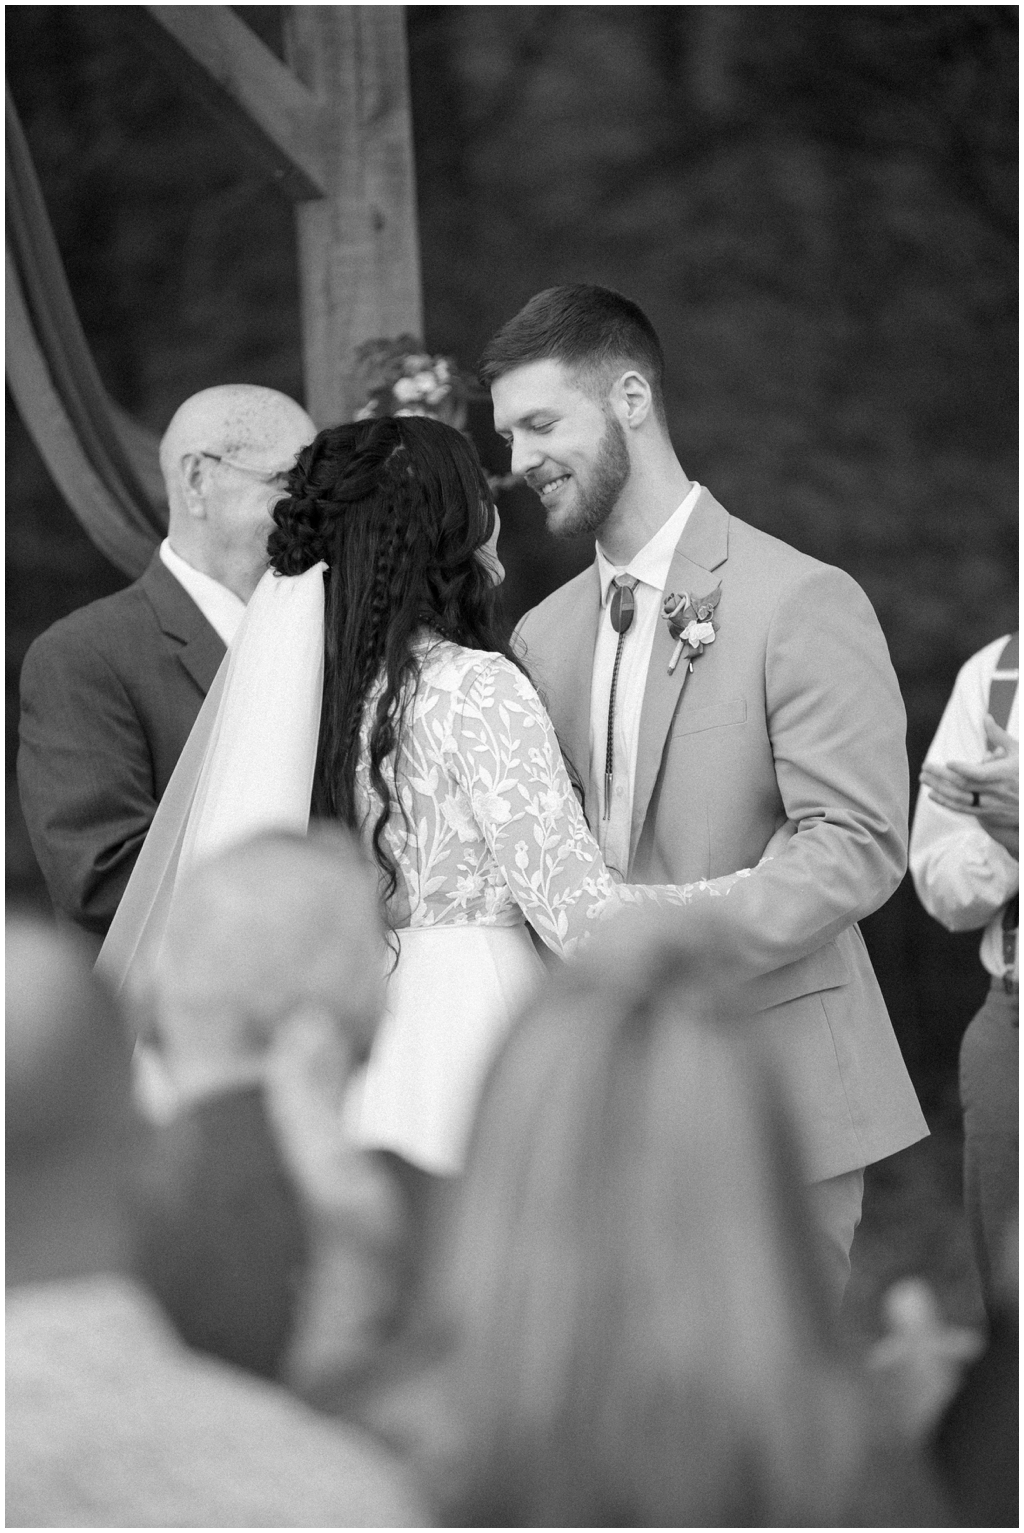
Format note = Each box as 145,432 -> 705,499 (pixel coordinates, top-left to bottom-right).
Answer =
96,562 -> 328,994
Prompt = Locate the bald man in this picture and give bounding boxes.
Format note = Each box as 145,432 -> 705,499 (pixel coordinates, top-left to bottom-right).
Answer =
130,828 -> 406,1397
139,825 -> 385,1113
18,385 -> 316,938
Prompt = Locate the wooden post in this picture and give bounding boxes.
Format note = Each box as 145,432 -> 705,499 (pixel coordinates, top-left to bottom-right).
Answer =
140,7 -> 326,201
284,6 -> 423,427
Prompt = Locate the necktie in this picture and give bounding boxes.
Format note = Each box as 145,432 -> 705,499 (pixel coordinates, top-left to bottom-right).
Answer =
604,576 -> 637,820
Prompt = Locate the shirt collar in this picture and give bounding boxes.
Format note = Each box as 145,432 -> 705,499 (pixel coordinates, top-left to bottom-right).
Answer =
159,539 -> 247,646
595,483 -> 701,605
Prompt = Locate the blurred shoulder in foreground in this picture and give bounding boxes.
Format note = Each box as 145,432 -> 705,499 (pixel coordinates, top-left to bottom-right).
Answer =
5,910 -> 426,1529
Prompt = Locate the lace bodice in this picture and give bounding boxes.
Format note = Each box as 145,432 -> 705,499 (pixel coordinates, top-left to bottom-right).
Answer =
354,637 -> 752,958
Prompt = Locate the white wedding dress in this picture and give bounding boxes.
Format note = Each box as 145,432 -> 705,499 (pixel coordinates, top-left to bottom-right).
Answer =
99,564 -> 752,1174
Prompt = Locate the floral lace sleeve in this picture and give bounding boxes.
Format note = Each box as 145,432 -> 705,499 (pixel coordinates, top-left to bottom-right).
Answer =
448,656 -> 757,957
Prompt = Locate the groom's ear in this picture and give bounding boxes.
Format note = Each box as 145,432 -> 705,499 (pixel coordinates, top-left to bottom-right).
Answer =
613,370 -> 653,431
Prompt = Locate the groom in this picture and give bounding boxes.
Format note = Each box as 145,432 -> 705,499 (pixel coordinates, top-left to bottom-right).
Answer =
482,284 -> 927,1301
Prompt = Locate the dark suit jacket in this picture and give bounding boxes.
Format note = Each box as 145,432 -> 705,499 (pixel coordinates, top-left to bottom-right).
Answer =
18,554 -> 225,935
132,1087 -> 309,1382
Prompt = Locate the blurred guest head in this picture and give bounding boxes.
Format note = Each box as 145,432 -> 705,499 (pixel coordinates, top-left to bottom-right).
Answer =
159,383 -> 315,601
430,942 -> 874,1527
134,826 -> 404,1384
483,284 -> 671,538
6,916 -> 136,1288
149,824 -> 384,1103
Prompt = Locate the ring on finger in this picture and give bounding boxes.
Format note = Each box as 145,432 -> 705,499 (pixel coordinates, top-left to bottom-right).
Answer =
971,790 -> 981,808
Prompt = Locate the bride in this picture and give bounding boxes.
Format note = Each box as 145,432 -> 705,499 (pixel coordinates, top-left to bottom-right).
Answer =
100,415 -> 786,1187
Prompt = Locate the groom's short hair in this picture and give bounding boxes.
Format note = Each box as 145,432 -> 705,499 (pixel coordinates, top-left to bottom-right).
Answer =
479,284 -> 668,426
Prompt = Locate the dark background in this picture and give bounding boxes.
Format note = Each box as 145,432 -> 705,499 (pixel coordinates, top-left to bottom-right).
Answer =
6,6 -> 1018,1326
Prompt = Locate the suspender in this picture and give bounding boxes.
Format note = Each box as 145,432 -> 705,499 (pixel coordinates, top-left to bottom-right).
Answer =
988,631 -> 1018,731
987,633 -> 1018,986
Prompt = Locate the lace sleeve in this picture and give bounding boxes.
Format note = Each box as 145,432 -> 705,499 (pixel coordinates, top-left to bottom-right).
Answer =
449,657 -> 758,957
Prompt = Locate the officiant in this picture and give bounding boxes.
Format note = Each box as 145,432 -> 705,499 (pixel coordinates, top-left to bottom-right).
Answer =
17,383 -> 315,939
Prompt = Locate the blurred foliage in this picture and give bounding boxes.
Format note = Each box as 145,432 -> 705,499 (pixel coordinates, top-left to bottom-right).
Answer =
6,5 -> 1018,1096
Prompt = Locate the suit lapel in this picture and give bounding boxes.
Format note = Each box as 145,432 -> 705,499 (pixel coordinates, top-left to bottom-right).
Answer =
629,489 -> 731,857
558,564 -> 602,808
140,554 -> 226,695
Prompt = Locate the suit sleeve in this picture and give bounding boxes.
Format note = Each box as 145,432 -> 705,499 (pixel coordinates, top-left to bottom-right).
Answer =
661,562 -> 909,979
17,627 -> 159,935
446,656 -> 761,958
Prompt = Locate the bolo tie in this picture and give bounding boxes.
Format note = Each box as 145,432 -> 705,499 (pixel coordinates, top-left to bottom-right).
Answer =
604,575 -> 638,819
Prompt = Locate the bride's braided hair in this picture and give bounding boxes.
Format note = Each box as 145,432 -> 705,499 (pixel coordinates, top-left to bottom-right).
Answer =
268,415 -> 523,909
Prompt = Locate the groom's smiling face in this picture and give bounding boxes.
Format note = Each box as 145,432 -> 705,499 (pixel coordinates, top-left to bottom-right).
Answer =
491,359 -> 631,539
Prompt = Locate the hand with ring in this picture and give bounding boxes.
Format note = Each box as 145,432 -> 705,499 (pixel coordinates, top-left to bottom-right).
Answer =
919,714 -> 1019,858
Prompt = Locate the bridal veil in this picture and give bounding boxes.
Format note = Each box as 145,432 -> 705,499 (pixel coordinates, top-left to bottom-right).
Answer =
97,563 -> 327,993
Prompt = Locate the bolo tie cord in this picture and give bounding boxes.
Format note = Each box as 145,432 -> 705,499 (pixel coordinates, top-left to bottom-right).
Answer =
604,577 -> 637,819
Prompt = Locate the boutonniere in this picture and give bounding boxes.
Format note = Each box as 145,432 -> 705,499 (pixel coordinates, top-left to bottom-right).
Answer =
662,583 -> 722,675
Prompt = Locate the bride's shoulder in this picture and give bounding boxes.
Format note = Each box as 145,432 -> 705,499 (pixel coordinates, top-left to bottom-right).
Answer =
417,639 -> 538,705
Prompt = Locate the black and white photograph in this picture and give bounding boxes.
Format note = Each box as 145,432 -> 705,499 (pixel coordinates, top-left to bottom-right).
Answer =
6,4 -> 1018,1527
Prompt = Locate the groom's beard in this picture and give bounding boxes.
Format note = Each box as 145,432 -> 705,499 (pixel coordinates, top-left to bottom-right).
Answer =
548,408 -> 631,540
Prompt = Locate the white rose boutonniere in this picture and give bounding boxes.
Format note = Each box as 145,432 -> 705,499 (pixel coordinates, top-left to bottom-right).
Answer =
661,583 -> 722,675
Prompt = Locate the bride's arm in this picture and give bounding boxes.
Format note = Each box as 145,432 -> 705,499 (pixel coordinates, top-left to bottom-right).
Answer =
604,817 -> 798,917
449,658 -> 784,957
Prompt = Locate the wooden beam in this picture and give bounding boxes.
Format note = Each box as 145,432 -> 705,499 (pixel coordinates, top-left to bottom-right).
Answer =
285,6 -> 423,425
140,6 -> 326,201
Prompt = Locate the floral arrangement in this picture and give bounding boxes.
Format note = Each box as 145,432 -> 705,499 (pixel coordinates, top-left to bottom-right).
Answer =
353,335 -> 469,431
662,582 -> 722,675
351,336 -> 522,495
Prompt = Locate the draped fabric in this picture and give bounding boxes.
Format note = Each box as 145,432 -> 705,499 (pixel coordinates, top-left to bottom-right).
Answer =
5,82 -> 167,578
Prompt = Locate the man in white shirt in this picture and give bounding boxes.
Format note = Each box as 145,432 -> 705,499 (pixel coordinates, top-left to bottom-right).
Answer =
484,284 -> 927,1306
589,484 -> 700,876
910,633 -> 1019,1315
18,384 -> 315,938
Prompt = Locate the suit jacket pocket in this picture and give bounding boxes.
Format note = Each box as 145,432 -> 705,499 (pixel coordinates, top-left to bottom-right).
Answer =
749,939 -> 851,1013
671,695 -> 747,737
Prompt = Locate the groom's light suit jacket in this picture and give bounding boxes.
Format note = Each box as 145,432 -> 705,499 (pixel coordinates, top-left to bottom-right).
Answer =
516,489 -> 927,1182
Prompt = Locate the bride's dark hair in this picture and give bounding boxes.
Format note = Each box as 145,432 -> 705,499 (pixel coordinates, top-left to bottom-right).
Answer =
267,414 -> 521,904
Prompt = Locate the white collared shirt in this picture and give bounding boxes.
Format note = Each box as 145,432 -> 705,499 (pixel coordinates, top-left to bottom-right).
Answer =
589,484 -> 702,877
159,539 -> 247,647
909,635 -> 1019,979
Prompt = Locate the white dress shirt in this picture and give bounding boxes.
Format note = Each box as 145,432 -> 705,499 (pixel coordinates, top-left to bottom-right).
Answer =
589,484 -> 701,877
909,634 -> 1019,979
159,539 -> 247,647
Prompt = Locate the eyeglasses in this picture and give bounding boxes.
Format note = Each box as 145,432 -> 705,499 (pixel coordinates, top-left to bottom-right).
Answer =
199,452 -> 290,490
